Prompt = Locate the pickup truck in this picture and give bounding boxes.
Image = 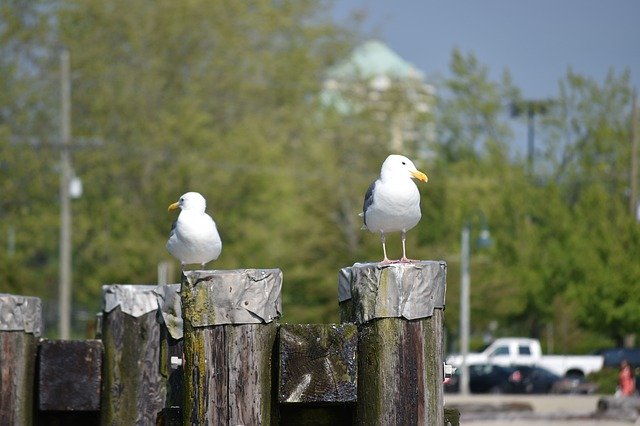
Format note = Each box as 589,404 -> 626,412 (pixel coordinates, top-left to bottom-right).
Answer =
446,337 -> 604,377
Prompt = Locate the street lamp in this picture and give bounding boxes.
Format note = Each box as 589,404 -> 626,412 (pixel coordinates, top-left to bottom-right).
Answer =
459,211 -> 492,395
510,99 -> 553,170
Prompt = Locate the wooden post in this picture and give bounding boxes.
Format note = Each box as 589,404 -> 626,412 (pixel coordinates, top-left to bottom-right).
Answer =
156,283 -> 184,425
278,323 -> 357,424
101,285 -> 166,425
339,261 -> 447,425
38,339 -> 103,411
0,294 -> 42,425
181,269 -> 282,426
37,339 -> 102,425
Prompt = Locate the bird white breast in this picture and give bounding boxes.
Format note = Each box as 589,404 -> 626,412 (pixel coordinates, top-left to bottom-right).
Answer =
166,211 -> 222,264
365,178 -> 421,233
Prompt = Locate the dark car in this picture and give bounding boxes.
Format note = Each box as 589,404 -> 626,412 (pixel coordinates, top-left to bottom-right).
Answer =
444,363 -> 522,394
511,365 -> 561,394
593,348 -> 640,368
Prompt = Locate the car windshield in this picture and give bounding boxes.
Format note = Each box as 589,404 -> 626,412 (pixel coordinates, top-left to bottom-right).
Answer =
490,346 -> 509,356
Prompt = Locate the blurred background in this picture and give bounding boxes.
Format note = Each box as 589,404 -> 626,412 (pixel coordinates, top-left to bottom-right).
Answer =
1,0 -> 638,363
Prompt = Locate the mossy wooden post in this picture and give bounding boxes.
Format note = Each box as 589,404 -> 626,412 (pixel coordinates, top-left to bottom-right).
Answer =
339,261 -> 447,425
181,269 -> 282,426
155,283 -> 184,425
0,294 -> 42,425
101,285 -> 166,425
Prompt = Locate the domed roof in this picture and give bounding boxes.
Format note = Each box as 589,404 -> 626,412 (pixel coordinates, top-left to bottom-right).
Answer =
327,40 -> 424,81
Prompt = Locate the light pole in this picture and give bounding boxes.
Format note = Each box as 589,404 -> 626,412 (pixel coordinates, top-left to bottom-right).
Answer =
510,99 -> 553,170
459,212 -> 491,395
59,49 -> 72,340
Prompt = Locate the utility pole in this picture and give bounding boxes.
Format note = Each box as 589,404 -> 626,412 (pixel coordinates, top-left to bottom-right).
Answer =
510,100 -> 553,171
630,90 -> 638,221
459,225 -> 470,395
59,49 -> 72,339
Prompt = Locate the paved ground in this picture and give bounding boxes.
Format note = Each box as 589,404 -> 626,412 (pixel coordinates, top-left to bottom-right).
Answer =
445,394 -> 639,425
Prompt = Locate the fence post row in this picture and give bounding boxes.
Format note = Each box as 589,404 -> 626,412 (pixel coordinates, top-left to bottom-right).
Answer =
0,294 -> 42,425
0,261 -> 449,425
181,269 -> 282,426
339,261 -> 447,425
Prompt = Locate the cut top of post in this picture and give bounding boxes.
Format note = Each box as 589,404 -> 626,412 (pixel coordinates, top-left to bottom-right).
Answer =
339,261 -> 446,324
0,294 -> 42,336
181,269 -> 282,326
102,284 -> 159,317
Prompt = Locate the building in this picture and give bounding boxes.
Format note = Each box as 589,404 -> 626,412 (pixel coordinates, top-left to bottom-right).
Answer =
321,40 -> 436,158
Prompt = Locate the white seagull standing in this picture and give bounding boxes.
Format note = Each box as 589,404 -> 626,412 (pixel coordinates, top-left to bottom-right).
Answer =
166,192 -> 222,270
361,155 -> 428,263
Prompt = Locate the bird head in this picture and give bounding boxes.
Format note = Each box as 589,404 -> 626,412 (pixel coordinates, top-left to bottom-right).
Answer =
168,192 -> 207,213
380,154 -> 428,182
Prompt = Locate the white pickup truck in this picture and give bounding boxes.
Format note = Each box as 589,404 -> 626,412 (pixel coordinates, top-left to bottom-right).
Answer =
446,337 -> 604,377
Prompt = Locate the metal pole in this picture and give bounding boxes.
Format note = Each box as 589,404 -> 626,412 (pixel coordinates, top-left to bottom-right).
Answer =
527,106 -> 535,169
59,49 -> 72,339
460,225 -> 470,395
630,91 -> 638,219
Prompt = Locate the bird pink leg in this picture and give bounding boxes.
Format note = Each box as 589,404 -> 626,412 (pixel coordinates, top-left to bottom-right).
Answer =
379,232 -> 392,264
399,230 -> 411,262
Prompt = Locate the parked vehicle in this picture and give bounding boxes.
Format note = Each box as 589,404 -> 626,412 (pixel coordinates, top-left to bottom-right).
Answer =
593,348 -> 640,368
446,337 -> 604,377
444,363 -> 522,394
511,365 -> 561,394
550,375 -> 599,394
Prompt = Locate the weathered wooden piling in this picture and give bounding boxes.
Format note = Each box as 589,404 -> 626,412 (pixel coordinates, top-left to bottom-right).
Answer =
278,323 -> 357,424
38,339 -> 103,411
0,294 -> 42,425
156,283 -> 184,425
101,284 -> 166,425
37,339 -> 103,425
339,261 -> 447,425
181,269 -> 282,426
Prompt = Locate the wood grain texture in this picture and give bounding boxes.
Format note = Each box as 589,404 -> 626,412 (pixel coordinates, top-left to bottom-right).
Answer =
0,330 -> 38,425
181,269 -> 281,425
101,306 -> 165,425
38,339 -> 103,411
228,323 -> 277,425
278,323 -> 357,404
339,261 -> 446,425
355,313 -> 444,425
183,322 -> 277,426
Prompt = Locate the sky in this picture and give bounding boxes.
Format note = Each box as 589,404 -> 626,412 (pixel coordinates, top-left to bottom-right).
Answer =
331,1 -> 640,99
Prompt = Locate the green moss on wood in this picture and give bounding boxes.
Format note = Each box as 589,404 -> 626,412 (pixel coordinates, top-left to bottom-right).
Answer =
444,407 -> 460,426
182,318 -> 208,424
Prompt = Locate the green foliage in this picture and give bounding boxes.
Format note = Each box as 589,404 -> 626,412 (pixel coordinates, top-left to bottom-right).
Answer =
433,50 -> 638,351
587,367 -> 618,395
0,1 -> 638,349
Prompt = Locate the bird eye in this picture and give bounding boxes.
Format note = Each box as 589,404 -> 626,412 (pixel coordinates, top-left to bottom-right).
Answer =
402,161 -> 406,165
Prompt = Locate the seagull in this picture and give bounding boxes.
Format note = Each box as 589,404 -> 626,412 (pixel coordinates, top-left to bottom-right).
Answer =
361,155 -> 428,263
166,192 -> 222,269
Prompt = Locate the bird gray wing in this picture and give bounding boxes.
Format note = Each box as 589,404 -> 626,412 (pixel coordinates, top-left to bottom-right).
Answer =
362,180 -> 378,227
168,219 -> 177,238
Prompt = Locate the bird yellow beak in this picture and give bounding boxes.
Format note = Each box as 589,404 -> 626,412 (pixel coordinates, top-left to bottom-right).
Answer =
411,170 -> 428,183
168,202 -> 179,212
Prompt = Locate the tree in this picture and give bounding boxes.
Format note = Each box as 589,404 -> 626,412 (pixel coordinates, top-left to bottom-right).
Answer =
0,0 -> 61,311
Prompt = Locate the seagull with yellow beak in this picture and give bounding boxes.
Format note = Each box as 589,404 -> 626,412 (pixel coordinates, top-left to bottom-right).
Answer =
166,192 -> 222,270
361,154 -> 428,263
